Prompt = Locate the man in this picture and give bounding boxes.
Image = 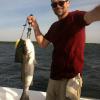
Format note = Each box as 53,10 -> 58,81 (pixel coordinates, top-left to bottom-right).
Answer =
27,0 -> 100,100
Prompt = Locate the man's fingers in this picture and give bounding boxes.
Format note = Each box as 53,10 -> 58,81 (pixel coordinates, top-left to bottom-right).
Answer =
27,16 -> 36,24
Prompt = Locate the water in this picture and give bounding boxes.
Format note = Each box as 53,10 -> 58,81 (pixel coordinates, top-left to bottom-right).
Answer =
0,42 -> 100,99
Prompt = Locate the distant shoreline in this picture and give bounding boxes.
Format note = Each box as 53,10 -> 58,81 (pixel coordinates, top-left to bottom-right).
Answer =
0,41 -> 100,45
0,41 -> 36,43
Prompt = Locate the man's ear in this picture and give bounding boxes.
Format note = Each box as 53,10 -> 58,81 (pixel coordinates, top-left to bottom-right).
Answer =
67,1 -> 70,8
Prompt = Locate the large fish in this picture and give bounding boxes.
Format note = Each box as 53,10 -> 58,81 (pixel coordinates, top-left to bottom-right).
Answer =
20,38 -> 36,100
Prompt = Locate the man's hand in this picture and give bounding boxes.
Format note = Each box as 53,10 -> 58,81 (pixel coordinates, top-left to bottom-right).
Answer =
27,15 -> 36,27
27,15 -> 49,48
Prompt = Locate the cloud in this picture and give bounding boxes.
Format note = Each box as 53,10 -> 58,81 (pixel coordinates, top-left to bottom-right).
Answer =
0,0 -> 100,42
70,0 -> 100,11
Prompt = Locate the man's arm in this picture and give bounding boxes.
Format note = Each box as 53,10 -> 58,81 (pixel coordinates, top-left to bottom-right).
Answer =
84,5 -> 100,24
27,16 -> 49,48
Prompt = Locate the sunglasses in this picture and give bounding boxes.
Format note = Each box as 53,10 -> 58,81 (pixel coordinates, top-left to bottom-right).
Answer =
51,0 -> 68,8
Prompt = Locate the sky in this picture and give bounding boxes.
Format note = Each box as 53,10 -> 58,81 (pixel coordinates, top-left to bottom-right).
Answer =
0,0 -> 100,43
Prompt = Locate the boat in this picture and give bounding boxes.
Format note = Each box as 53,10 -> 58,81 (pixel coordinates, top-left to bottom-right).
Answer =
0,86 -> 99,100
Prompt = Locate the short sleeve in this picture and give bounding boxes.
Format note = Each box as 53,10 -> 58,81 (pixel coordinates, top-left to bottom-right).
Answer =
74,10 -> 89,26
44,24 -> 54,43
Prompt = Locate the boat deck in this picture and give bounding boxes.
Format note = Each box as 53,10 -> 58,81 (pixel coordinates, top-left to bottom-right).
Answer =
0,87 -> 99,100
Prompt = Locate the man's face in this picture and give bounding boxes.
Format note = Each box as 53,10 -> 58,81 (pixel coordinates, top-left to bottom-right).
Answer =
51,0 -> 70,17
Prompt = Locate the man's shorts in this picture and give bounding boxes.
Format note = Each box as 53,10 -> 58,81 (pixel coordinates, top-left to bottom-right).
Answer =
46,73 -> 82,100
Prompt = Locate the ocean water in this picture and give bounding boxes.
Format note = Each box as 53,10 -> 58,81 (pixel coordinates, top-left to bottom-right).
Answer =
0,42 -> 100,99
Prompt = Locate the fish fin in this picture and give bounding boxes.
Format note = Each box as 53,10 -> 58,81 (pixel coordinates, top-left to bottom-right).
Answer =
34,59 -> 37,64
15,39 -> 20,48
30,80 -> 33,86
20,92 -> 29,100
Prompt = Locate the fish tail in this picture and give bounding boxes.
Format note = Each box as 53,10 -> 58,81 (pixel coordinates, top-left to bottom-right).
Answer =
20,91 -> 30,100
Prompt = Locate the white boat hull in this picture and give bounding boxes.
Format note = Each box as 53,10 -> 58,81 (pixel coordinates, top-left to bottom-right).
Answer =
0,86 -> 99,100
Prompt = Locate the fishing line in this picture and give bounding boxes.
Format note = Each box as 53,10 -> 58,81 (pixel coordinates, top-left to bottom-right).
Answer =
21,14 -> 33,39
21,19 -> 27,39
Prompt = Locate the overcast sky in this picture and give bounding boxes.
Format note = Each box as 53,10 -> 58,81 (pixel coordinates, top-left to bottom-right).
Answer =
0,0 -> 100,43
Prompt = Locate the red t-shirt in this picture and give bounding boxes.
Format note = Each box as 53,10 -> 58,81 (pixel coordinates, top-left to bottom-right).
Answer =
44,11 -> 88,80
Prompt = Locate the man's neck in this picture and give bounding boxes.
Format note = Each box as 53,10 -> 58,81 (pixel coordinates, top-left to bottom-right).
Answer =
58,12 -> 69,20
